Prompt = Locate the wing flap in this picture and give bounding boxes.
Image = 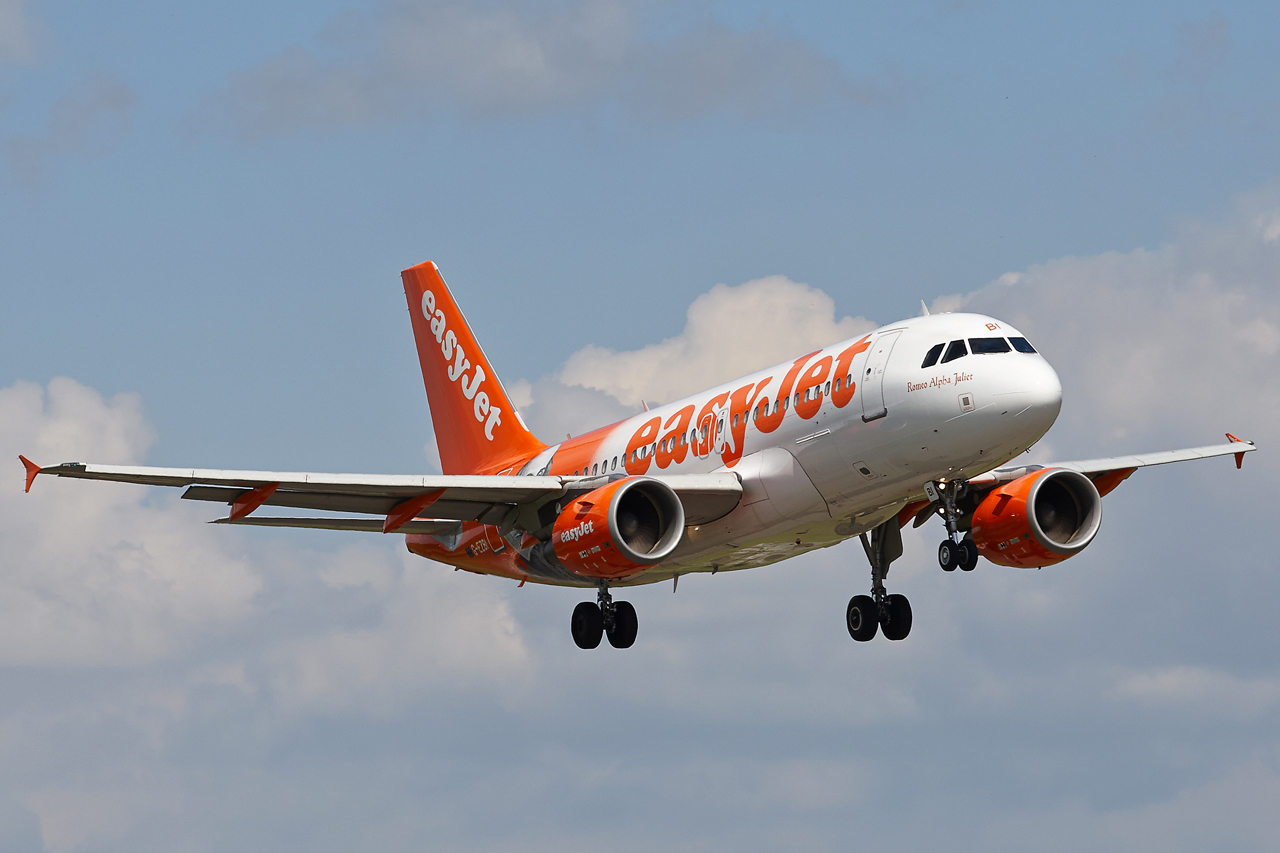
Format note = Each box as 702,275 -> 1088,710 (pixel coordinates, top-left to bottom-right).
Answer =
35,462 -> 565,503
212,516 -> 463,535
180,486 -> 497,521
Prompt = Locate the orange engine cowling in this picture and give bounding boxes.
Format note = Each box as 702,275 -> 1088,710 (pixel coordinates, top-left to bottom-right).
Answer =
970,468 -> 1102,568
551,477 -> 685,579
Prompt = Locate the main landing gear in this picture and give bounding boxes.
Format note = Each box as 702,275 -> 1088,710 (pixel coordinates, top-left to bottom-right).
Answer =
930,479 -> 978,572
571,582 -> 638,649
847,518 -> 912,642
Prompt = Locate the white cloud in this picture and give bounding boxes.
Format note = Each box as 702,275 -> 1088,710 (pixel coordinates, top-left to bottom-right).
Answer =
947,184 -> 1280,457
558,274 -> 876,407
265,546 -> 533,716
986,758 -> 1280,853
1111,665 -> 1280,721
2,186 -> 1279,849
0,378 -> 260,665
198,0 -> 900,138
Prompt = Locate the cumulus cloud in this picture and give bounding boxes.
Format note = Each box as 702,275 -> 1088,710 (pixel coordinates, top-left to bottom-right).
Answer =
197,0 -> 899,138
939,183 -> 1280,455
4,73 -> 137,189
557,274 -> 876,407
3,187 -> 1280,849
266,545 -> 532,716
0,378 -> 259,665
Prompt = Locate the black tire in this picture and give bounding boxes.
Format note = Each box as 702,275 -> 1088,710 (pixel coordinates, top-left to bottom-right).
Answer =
607,601 -> 638,649
880,593 -> 912,641
939,539 -> 959,572
958,537 -> 979,571
846,595 -> 879,642
571,602 -> 604,649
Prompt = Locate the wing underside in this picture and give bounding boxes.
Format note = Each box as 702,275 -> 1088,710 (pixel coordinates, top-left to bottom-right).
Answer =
25,461 -> 743,531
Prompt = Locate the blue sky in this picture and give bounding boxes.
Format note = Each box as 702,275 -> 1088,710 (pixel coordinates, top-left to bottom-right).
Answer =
2,1 -> 1279,850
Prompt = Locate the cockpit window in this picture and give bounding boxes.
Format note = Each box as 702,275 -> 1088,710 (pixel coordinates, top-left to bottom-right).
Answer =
1010,336 -> 1037,353
969,337 -> 1011,354
941,339 -> 968,364
921,343 -> 944,368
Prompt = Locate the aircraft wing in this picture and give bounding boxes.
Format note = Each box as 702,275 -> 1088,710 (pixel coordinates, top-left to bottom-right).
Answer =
19,458 -> 742,530
967,436 -> 1256,491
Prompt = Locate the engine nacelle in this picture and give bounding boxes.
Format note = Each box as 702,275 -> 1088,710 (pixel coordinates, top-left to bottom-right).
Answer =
970,468 -> 1102,568
551,477 -> 685,579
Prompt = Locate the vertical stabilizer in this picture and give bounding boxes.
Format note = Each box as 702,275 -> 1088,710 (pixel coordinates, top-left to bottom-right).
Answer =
402,262 -> 546,475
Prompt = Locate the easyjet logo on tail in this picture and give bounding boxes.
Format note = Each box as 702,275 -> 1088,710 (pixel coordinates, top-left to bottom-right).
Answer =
421,289 -> 503,440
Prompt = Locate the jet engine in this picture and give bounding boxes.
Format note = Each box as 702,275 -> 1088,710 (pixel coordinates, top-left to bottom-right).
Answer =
551,477 -> 685,579
970,468 -> 1102,568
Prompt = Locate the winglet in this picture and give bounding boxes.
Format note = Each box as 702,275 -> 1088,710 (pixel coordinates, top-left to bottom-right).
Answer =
1226,433 -> 1250,469
19,456 -> 40,493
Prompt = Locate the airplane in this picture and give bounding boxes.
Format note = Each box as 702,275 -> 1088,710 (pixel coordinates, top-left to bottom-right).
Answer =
20,261 -> 1257,649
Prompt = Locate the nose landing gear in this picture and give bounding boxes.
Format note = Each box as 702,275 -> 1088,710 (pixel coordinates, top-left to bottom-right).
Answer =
570,582 -> 638,649
929,480 -> 979,572
848,518 -> 912,642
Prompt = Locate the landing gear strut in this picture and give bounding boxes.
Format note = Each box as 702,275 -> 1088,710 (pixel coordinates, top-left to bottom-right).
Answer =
930,480 -> 978,572
848,518 -> 912,642
571,582 -> 638,650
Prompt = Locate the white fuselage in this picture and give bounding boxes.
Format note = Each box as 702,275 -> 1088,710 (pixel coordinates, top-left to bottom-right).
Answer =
521,313 -> 1063,581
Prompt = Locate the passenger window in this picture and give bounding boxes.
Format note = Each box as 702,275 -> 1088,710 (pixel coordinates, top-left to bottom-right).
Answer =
612,457 -> 617,470
941,339 -> 968,364
1010,336 -> 1037,353
969,337 -> 1011,354
834,377 -> 841,391
793,392 -> 800,406
782,396 -> 788,411
592,463 -> 598,475
824,381 -> 830,395
921,343 -> 944,368
681,433 -> 687,446
733,413 -> 739,427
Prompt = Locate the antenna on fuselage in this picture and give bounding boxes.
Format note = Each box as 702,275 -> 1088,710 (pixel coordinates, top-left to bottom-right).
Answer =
920,300 -> 930,316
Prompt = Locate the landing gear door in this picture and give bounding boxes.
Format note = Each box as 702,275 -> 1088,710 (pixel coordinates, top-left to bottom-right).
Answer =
860,330 -> 902,422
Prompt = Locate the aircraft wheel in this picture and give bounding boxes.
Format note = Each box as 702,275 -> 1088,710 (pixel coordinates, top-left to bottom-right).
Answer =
606,601 -> 638,649
571,602 -> 604,649
958,538 -> 979,571
880,594 -> 912,641
938,539 -> 959,572
846,595 -> 879,642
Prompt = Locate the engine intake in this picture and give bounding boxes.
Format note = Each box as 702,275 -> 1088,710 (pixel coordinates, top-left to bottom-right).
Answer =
552,477 -> 685,579
970,468 -> 1102,568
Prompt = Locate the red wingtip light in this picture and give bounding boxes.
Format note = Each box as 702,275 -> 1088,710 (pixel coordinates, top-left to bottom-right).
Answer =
19,455 -> 40,493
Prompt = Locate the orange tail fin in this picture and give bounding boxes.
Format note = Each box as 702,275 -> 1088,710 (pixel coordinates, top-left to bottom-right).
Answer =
402,261 -> 546,475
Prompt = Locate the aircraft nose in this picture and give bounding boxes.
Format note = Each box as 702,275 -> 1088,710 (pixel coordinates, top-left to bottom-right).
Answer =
1017,357 -> 1062,432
